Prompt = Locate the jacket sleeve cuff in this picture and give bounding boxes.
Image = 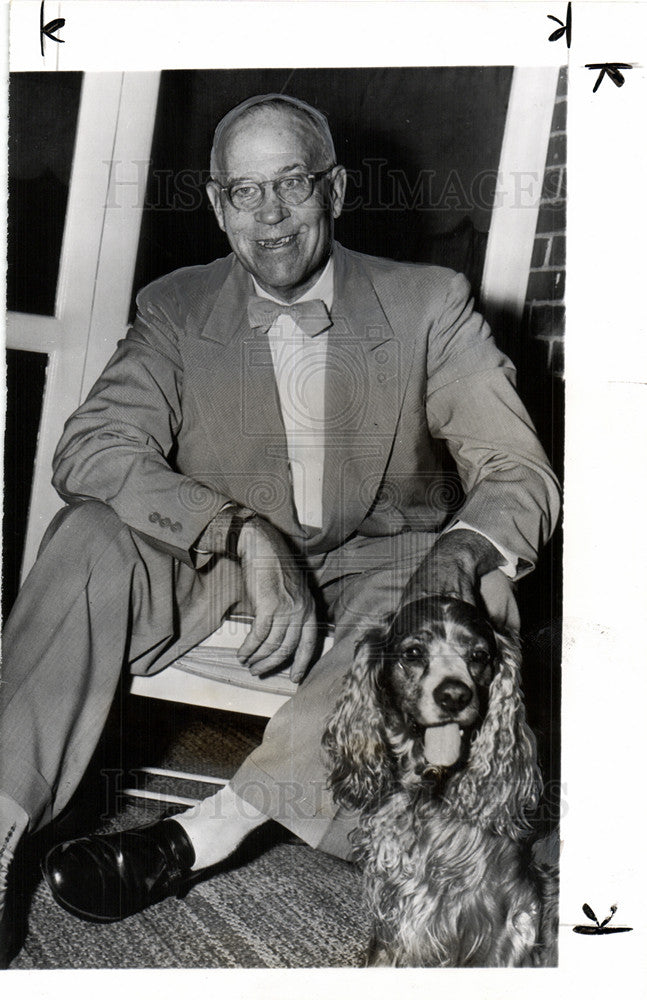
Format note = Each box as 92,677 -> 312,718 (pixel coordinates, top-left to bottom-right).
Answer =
443,520 -> 518,579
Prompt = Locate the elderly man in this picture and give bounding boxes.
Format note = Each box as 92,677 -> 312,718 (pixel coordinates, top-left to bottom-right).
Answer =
0,94 -> 559,956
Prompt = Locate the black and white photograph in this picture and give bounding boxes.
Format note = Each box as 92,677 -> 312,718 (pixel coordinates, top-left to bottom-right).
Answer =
1,1 -> 645,994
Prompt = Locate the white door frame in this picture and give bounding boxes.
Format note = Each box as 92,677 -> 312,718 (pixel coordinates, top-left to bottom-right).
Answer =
481,66 -> 561,319
6,71 -> 161,577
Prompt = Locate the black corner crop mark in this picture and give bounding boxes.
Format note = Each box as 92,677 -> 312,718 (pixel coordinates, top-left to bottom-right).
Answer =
585,63 -> 633,93
547,4 -> 632,94
40,1 -> 66,57
547,1 -> 572,48
573,902 -> 633,935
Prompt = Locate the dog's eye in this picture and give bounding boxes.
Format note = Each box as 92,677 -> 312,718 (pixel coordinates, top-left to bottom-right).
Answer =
400,645 -> 425,663
470,649 -> 491,665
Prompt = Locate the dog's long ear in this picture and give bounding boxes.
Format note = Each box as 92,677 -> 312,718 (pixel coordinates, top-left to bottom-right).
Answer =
322,628 -> 393,809
447,629 -> 542,838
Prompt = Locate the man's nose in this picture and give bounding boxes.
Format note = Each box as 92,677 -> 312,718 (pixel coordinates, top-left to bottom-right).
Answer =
254,187 -> 290,225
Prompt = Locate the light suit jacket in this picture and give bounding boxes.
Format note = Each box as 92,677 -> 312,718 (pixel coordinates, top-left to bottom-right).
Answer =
53,242 -> 560,577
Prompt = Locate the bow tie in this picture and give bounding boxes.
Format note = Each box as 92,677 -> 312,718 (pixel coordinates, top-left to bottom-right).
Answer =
247,295 -> 332,337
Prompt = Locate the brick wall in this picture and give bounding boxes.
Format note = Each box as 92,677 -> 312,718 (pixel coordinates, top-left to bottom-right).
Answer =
524,66 -> 567,378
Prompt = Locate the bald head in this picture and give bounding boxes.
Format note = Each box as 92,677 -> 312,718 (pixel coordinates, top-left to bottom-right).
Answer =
210,94 -> 336,180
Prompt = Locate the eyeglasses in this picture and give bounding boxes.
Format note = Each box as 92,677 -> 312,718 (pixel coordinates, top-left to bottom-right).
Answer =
216,167 -> 336,212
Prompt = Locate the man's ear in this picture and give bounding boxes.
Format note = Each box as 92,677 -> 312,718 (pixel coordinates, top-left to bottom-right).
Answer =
206,180 -> 227,233
329,165 -> 347,219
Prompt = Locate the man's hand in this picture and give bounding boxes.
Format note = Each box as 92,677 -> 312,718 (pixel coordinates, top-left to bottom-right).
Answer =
235,517 -> 318,683
400,529 -> 504,609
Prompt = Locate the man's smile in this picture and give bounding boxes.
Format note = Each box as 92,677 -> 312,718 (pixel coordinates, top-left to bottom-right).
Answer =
255,234 -> 299,250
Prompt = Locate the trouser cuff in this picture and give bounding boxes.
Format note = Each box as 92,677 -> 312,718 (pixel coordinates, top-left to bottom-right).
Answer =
228,758 -> 357,861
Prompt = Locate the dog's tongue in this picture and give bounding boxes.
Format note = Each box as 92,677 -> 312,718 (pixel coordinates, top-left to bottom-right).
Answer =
423,723 -> 462,767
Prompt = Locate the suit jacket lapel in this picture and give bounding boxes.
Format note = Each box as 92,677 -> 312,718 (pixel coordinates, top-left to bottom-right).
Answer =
193,258 -> 306,539
310,244 -> 413,550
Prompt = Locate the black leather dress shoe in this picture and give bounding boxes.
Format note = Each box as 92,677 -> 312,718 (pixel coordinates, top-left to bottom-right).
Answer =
43,819 -> 196,923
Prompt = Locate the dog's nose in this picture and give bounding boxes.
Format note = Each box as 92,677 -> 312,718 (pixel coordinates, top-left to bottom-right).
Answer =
433,678 -> 473,714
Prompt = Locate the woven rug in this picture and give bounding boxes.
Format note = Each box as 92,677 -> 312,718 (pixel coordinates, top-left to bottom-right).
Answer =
9,696 -> 371,969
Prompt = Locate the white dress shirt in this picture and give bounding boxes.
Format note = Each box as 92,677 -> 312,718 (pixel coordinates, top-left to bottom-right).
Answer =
252,259 -> 333,530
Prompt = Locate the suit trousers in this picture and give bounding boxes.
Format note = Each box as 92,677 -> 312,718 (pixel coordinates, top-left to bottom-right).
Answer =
0,501 -> 517,858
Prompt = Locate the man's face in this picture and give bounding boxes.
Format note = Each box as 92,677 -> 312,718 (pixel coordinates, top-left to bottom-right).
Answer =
207,108 -> 346,301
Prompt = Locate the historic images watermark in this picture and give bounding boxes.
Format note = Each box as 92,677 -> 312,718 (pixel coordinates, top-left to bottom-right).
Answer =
104,159 -> 550,214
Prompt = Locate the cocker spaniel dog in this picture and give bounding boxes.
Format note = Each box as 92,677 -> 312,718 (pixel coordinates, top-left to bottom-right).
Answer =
323,596 -> 558,967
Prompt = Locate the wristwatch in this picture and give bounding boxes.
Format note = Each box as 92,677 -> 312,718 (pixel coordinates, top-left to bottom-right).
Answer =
192,502 -> 256,566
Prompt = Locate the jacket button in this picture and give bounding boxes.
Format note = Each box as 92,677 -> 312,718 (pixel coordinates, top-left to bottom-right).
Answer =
160,516 -> 171,528
171,521 -> 182,533
149,512 -> 160,523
